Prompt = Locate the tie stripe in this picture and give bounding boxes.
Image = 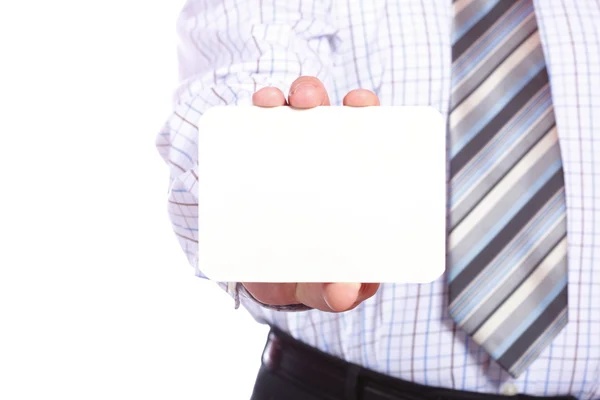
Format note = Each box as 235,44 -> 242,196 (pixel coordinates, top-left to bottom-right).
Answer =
452,5 -> 538,107
449,130 -> 564,281
450,83 -> 556,225
470,239 -> 567,346
450,32 -> 545,159
453,0 -> 517,61
452,0 -> 502,44
450,192 -> 566,331
448,0 -> 568,377
500,304 -> 568,377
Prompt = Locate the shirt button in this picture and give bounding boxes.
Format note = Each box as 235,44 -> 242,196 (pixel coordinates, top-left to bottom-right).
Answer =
501,383 -> 518,396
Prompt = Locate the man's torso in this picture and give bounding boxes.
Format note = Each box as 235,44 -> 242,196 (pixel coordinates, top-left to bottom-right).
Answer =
241,1 -> 600,397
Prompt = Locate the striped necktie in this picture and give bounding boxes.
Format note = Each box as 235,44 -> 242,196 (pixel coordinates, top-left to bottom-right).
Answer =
447,0 -> 569,378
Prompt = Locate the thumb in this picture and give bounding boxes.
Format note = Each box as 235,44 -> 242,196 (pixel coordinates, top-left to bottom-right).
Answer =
295,282 -> 363,312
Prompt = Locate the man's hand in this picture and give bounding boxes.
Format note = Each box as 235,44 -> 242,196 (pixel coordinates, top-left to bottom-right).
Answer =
244,76 -> 381,313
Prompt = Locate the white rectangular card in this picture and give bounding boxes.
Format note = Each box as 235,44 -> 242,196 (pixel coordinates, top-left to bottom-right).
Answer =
195,106 -> 446,283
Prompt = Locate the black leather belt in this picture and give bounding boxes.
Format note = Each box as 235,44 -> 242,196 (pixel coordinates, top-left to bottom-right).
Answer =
258,326 -> 577,400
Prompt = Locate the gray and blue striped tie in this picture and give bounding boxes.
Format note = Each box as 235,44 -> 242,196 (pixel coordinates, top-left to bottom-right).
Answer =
447,0 -> 568,378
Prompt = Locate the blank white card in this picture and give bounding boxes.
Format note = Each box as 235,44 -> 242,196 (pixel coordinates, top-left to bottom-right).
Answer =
195,106 -> 447,283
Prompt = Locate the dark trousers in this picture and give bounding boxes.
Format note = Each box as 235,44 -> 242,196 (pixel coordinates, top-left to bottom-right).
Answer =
250,326 -> 577,400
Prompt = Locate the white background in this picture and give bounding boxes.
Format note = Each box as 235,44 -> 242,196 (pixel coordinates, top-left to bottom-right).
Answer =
0,1 -> 268,399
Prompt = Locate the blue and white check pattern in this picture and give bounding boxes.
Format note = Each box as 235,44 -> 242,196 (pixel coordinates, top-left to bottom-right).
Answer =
156,0 -> 600,398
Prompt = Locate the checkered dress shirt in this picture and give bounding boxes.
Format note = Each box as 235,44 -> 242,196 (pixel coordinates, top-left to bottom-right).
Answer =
156,1 -> 600,397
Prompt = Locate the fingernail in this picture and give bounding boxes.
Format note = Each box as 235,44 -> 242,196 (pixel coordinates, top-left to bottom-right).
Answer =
290,83 -> 316,95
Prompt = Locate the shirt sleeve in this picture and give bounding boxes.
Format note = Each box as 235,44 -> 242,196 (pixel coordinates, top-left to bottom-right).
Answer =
155,0 -> 339,310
